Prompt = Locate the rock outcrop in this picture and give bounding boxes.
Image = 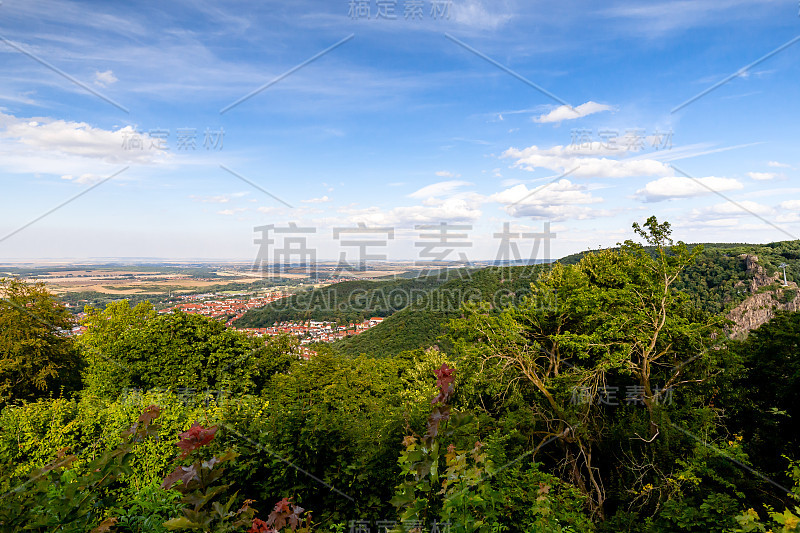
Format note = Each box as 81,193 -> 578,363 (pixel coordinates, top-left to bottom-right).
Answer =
726,254 -> 799,338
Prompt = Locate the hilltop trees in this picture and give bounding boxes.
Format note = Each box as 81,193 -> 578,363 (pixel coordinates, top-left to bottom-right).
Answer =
80,300 -> 298,398
1,218 -> 799,531
449,217 -> 725,520
0,278 -> 82,404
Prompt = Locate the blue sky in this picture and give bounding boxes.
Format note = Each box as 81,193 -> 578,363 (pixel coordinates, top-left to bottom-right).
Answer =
0,0 -> 798,261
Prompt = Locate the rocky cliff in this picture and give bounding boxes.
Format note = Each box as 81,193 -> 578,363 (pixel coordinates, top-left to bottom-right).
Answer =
726,254 -> 799,338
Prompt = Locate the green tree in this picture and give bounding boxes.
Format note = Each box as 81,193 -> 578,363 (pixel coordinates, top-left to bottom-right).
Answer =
80,301 -> 293,398
0,278 -> 82,405
725,310 -> 800,488
449,217 -> 722,519
80,299 -> 157,397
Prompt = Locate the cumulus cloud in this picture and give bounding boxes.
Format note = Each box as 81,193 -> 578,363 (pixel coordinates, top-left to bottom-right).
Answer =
217,208 -> 247,216
0,112 -> 169,176
409,180 -> 471,199
534,101 -> 614,124
302,195 -> 331,204
435,170 -> 461,178
747,171 -> 777,181
780,199 -> 800,210
93,70 -> 118,87
635,176 -> 743,202
776,213 -> 800,224
689,201 -> 775,227
452,0 -> 513,29
339,198 -> 482,226
60,173 -> 106,185
490,179 -> 607,220
503,144 -> 671,179
768,161 -> 790,168
338,179 -> 483,226
189,193 -> 248,203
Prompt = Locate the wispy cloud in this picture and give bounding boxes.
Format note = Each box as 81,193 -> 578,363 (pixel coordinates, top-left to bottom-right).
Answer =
747,171 -> 778,181
93,70 -> 118,87
189,193 -> 248,204
504,143 -> 671,179
435,170 -> 461,178
409,180 -> 471,199
491,179 -> 608,220
534,101 -> 614,124
635,176 -> 743,202
302,195 -> 332,204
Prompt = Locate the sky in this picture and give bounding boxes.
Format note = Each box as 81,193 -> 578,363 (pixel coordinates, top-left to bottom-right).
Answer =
0,0 -> 798,262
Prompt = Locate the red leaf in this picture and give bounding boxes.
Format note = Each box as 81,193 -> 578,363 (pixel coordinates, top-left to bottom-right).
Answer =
90,517 -> 118,533
248,518 -> 275,533
176,424 -> 218,458
138,405 -> 162,425
161,464 -> 199,490
432,363 -> 455,404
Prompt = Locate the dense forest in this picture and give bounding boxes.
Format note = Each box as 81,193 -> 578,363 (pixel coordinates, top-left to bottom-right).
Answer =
1,218 -> 800,532
333,240 -> 800,357
233,272 -> 470,327
332,265 -> 547,358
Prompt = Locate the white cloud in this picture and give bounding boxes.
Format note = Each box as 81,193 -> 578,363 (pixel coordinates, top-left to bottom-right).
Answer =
409,180 -> 471,199
706,201 -> 774,216
684,198 -> 784,231
435,170 -> 461,178
635,176 -> 743,202
302,195 -> 331,204
453,0 -> 513,29
689,201 -> 775,227
340,197 -> 482,226
776,213 -> 800,224
93,70 -> 118,87
504,144 -> 671,179
490,179 -> 607,220
747,171 -> 777,181
780,199 -> 800,211
217,208 -> 247,216
0,112 -> 169,179
189,193 -> 248,203
768,160 -> 790,168
534,101 -> 614,124
338,179 -> 483,226
60,173 -> 106,185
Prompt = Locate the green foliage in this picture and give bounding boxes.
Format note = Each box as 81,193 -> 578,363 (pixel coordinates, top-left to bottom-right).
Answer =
493,462 -> 595,532
80,300 -> 295,398
335,265 -> 546,358
391,363 -> 594,532
221,351 -> 411,525
561,239 -> 800,315
0,405 -> 166,532
108,485 -> 185,533
2,219 -> 800,532
0,277 -> 82,405
449,218 -> 729,521
160,425 -> 256,532
391,364 -> 505,533
234,274 -> 458,328
0,390 -> 241,498
723,311 -> 800,485
728,458 -> 800,532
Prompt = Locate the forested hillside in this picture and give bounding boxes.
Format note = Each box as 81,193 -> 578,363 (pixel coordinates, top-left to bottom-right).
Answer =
333,264 -> 546,357
561,240 -> 799,314
334,240 -> 800,357
233,272 -> 465,327
2,219 -> 800,533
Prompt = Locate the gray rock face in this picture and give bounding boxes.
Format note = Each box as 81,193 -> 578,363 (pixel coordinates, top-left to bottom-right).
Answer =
727,254 -> 798,338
